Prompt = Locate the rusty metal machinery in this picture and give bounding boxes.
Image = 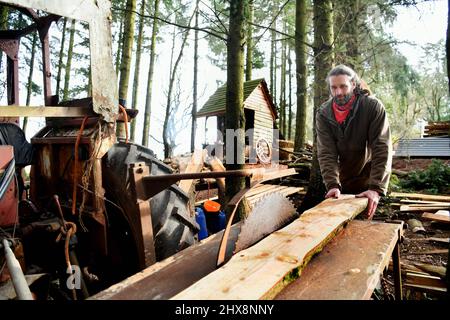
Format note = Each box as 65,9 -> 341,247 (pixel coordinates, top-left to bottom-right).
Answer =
0,0 -> 297,300
0,0 -> 201,299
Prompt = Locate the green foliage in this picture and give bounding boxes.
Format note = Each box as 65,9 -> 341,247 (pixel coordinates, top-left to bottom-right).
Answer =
399,159 -> 450,194
388,173 -> 401,193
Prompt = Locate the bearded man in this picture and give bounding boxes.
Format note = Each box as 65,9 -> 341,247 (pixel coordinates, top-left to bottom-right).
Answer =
316,64 -> 392,219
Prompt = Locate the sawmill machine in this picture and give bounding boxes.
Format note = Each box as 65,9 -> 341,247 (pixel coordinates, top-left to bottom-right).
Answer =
0,0 -> 199,299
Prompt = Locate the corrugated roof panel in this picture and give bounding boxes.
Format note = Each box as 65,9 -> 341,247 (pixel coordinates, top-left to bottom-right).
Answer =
394,137 -> 450,157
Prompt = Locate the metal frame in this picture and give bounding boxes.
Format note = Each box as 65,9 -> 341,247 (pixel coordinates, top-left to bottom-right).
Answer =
0,0 -> 118,122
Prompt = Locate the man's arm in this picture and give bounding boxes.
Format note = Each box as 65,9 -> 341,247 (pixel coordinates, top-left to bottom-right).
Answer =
367,100 -> 392,195
356,99 -> 392,219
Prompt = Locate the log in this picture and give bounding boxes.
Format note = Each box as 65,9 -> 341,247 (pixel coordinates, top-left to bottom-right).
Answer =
172,196 -> 368,300
390,192 -> 450,202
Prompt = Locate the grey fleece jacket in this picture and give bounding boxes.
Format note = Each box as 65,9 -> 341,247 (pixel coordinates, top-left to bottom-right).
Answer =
316,93 -> 392,195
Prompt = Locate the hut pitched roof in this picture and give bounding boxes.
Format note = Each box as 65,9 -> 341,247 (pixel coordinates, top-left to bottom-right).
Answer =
196,78 -> 277,119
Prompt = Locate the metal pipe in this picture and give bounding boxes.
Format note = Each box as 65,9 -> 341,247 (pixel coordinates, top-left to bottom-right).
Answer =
143,169 -> 254,182
2,239 -> 33,300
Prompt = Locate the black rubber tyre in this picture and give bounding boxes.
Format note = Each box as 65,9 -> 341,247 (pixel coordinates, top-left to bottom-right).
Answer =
102,142 -> 198,263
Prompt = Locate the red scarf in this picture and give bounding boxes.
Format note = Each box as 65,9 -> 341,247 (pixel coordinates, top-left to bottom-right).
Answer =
332,95 -> 356,124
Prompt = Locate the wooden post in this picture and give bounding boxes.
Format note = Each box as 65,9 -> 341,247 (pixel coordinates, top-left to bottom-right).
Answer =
392,236 -> 403,300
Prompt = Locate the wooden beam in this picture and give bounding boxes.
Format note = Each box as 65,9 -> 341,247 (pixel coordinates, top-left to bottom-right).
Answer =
0,106 -> 94,117
390,192 -> 450,202
172,196 -> 368,300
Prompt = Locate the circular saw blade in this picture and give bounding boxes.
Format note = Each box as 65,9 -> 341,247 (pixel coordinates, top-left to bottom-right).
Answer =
234,192 -> 297,253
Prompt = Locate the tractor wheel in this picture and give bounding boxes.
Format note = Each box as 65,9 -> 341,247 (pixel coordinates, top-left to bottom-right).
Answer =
102,142 -> 198,265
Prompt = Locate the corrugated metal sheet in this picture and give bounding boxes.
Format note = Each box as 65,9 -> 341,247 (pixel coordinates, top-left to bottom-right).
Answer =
394,137 -> 450,157
196,78 -> 276,118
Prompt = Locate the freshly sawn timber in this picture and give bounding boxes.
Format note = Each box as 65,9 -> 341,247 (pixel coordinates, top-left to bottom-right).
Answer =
172,196 -> 368,300
390,192 -> 450,202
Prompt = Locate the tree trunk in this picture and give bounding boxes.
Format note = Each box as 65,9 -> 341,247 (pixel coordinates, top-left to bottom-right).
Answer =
115,18 -> 124,76
225,0 -> 248,221
142,0 -> 160,147
270,4 -> 277,101
288,49 -> 292,140
447,0 -> 450,93
117,0 -> 136,137
302,0 -> 334,211
0,6 -> 8,71
55,18 -> 67,99
23,31 -> 38,133
191,0 -> 200,152
163,14 -> 194,159
130,0 -> 146,142
245,0 -> 254,81
335,0 -> 360,69
63,19 -> 76,101
294,0 -> 308,151
447,0 -> 450,289
280,19 -> 287,136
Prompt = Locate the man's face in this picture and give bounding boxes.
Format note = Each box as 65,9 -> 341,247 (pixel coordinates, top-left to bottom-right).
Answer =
329,75 -> 356,105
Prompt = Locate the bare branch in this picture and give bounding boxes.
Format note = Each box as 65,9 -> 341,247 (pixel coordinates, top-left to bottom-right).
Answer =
112,6 -> 227,42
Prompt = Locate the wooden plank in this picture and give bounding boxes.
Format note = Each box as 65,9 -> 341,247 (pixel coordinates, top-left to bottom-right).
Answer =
90,223 -> 242,300
422,212 -> 450,224
245,184 -> 278,198
246,185 -> 300,202
404,283 -> 447,295
409,262 -> 447,278
178,149 -> 206,194
277,221 -> 402,300
400,205 -> 450,212
0,106 -> 94,117
409,237 -> 450,244
246,186 -> 290,202
172,196 -> 368,300
405,273 -> 446,289
400,199 -> 450,205
400,203 -> 450,208
409,249 -> 448,255
390,192 -> 450,202
247,186 -> 303,207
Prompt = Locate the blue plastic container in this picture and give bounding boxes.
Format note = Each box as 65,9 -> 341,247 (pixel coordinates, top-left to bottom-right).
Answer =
205,210 -> 226,234
195,207 -> 209,240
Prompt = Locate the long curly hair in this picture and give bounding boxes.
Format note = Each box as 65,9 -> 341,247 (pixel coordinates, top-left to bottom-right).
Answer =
326,64 -> 371,96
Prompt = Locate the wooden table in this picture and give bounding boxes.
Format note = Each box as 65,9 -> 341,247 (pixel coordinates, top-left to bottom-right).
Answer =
275,220 -> 403,300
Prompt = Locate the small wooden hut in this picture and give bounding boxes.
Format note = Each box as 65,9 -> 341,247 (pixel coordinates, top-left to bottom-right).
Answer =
196,78 -> 278,163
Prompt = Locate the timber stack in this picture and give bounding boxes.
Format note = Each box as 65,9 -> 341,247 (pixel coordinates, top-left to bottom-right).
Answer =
424,121 -> 450,137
